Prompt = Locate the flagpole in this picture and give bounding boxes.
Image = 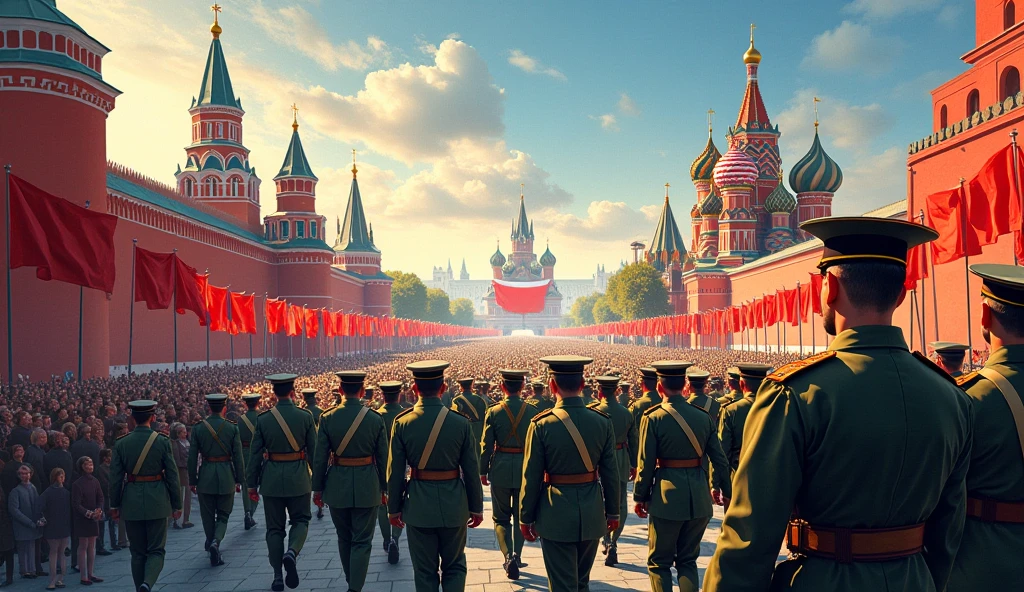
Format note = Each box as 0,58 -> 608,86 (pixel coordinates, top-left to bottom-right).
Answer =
959,178 -> 974,369
172,248 -> 178,374
923,207 -> 939,341
205,269 -> 210,367
4,164 -> 12,385
128,239 -> 137,375
1012,129 -> 1021,266
797,282 -> 803,357
909,290 -> 916,351
263,293 -> 268,364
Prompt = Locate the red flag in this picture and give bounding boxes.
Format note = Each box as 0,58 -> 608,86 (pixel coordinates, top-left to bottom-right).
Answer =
304,308 -> 319,338
492,279 -> 551,314
229,292 -> 256,335
965,145 -> 1023,247
265,298 -> 286,334
174,258 -> 208,325
730,307 -> 742,333
927,185 -> 982,265
286,305 -> 303,337
753,299 -> 765,328
904,243 -> 929,290
8,174 -> 118,292
764,294 -> 778,326
808,273 -> 823,315
324,311 -> 335,338
783,289 -> 799,326
206,285 -> 230,332
133,248 -> 174,310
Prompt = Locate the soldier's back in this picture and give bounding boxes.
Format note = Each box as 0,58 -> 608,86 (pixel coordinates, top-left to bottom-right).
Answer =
640,398 -> 718,520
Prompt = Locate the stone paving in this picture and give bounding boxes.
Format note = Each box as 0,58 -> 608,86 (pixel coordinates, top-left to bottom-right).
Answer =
3,485 -> 728,591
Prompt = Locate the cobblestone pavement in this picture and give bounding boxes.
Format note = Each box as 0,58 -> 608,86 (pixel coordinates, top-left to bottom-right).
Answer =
3,485 -> 729,591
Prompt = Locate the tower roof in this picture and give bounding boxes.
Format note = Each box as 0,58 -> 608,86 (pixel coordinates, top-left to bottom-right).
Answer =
196,10 -> 239,110
490,243 -> 506,267
735,26 -> 770,130
540,243 -> 557,266
336,169 -> 378,253
275,116 -> 317,180
712,146 -> 759,189
646,185 -> 688,268
0,0 -> 106,50
511,188 -> 534,241
765,174 -> 797,214
690,132 -> 721,182
789,128 -> 843,194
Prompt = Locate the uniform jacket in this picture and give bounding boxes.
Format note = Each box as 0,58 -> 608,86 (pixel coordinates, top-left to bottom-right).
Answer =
110,426 -> 182,521
306,404 -> 324,429
451,391 -> 488,444
519,397 -> 619,543
528,397 -> 554,412
716,394 -> 756,483
629,391 -> 661,467
7,482 -> 41,541
480,395 -> 538,489
312,397 -> 387,509
238,409 -> 259,447
687,392 -> 721,426
376,402 -> 405,441
703,326 -> 974,592
245,398 -> 316,497
589,397 -> 639,481
187,415 -> 245,495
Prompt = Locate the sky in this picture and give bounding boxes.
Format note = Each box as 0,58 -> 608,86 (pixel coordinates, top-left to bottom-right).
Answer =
63,0 -> 973,279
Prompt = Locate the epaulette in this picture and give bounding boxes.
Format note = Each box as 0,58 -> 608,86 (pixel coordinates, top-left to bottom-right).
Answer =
588,406 -> 610,418
488,401 -> 501,408
586,401 -> 599,409
394,407 -> 417,421
642,403 -> 663,417
531,409 -> 554,422
912,351 -> 957,385
299,407 -> 313,416
766,351 -> 837,382
689,404 -> 710,416
955,370 -> 981,387
451,409 -> 473,421
258,409 -> 272,416
227,420 -> 237,425
115,433 -> 129,441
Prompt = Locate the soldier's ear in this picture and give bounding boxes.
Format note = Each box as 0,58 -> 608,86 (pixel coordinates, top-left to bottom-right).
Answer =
981,301 -> 992,330
823,271 -> 839,306
894,286 -> 908,309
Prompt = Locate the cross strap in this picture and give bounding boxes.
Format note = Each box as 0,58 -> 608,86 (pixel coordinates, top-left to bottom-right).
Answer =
454,394 -> 480,420
240,414 -> 255,436
663,403 -> 704,458
418,407 -> 450,471
269,406 -> 300,452
499,400 -> 528,448
132,431 -> 160,476
550,408 -> 595,473
201,419 -> 230,456
335,406 -> 371,457
978,366 -> 1024,464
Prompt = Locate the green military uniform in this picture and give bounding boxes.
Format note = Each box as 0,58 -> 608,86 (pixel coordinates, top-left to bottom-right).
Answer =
948,265 -> 1024,590
634,362 -> 730,592
375,381 -> 406,564
520,356 -> 620,592
581,383 -> 595,406
387,361 -> 484,592
713,363 -> 772,489
188,394 -> 245,566
628,367 -> 662,468
617,381 -> 633,408
451,379 -> 488,458
704,217 -> 974,592
238,393 -> 262,529
480,369 -> 538,579
717,368 -> 741,405
932,341 -> 970,378
528,381 -> 555,412
590,376 -> 638,567
302,388 -> 326,521
110,400 -> 182,592
247,374 -> 318,592
312,372 -> 388,592
686,379 -> 721,426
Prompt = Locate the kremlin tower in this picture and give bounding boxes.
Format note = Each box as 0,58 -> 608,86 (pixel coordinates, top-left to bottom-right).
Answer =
646,184 -> 690,314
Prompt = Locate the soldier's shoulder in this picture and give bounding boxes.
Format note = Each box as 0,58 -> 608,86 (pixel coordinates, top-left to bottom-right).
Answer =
394,407 -> 417,423
765,351 -> 838,383
642,403 -> 665,418
449,408 -> 473,422
911,351 -> 958,385
955,370 -> 982,389
115,432 -> 131,442
531,409 -> 554,423
587,405 -> 610,419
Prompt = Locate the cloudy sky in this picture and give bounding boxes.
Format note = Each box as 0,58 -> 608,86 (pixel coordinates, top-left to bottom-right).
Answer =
65,0 -> 971,279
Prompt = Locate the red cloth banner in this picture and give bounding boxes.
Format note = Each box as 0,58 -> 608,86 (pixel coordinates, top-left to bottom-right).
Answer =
808,273 -> 823,315
764,294 -> 778,327
206,285 -> 230,332
927,186 -> 982,265
904,243 -> 929,291
230,292 -> 256,335
286,305 -> 303,337
265,298 -> 286,334
304,308 -> 319,339
964,145 -> 1022,249
492,279 -> 551,314
324,310 -> 336,338
8,174 -> 118,292
782,289 -> 800,326
174,259 -> 208,325
133,248 -> 174,310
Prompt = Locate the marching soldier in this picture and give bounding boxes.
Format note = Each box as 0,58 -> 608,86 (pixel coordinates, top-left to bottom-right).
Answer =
519,355 -> 620,592
375,381 -> 406,564
948,264 -> 1024,589
109,400 -> 182,592
704,217 -> 974,592
452,377 -> 488,455
312,371 -> 388,592
712,362 -> 772,503
931,341 -> 970,378
247,374 -> 317,592
479,368 -> 538,580
238,393 -> 262,530
617,380 -> 633,408
302,388 -> 326,521
581,381 -> 596,406
187,394 -> 245,566
718,368 -> 742,405
634,361 -> 730,592
629,367 -> 661,420
590,375 -> 638,567
386,361 -> 484,591
685,368 -> 721,425
529,380 -> 555,412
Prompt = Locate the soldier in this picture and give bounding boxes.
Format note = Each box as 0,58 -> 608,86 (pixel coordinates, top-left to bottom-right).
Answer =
685,368 -> 721,425
713,362 -> 772,502
187,394 -> 245,566
718,368 -> 742,405
238,393 -> 262,530
948,264 -> 1024,590
633,361 -> 730,592
580,381 -> 595,406
629,367 -> 661,420
617,380 -> 633,408
704,217 -> 974,592
386,361 -> 484,591
452,376 -> 488,456
519,355 -> 620,592
590,375 -> 638,567
375,381 -> 406,564
302,388 -> 326,521
247,374 -> 317,592
931,341 -> 970,378
109,400 -> 182,592
312,371 -> 388,592
479,368 -> 538,580
529,380 -> 555,412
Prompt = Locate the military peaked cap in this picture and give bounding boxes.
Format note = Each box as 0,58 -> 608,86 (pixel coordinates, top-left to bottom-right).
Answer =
735,363 -> 773,378
335,371 -> 367,385
651,360 -> 694,377
800,217 -> 938,270
971,263 -> 1024,308
539,355 -> 593,375
378,381 -> 403,396
406,360 -> 450,379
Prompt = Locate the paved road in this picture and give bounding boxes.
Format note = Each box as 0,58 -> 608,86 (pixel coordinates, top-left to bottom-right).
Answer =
2,484 -> 732,592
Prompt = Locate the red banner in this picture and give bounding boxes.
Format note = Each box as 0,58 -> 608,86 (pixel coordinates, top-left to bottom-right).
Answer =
265,298 -> 286,334
286,305 -> 303,337
304,308 -> 319,339
206,285 -> 230,332
133,248 -> 174,310
492,279 -> 550,314
174,259 -> 208,325
230,292 -> 256,335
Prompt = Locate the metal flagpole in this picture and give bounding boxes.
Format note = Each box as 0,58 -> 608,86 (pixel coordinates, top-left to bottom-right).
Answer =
4,164 -> 12,385
75,199 -> 92,382
227,286 -> 234,366
797,281 -> 803,357
128,239 -> 137,375
1012,130 -> 1021,265
909,291 -> 916,351
205,269 -> 210,367
959,178 -> 974,369
301,307 -> 306,359
172,248 -> 178,374
263,293 -> 268,364
924,208 -> 939,341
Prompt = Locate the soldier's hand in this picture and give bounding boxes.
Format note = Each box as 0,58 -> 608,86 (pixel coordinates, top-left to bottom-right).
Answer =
172,510 -> 182,521
520,523 -> 538,542
190,485 -> 197,495
629,468 -> 637,481
606,518 -> 619,533
480,475 -> 489,486
381,493 -> 387,506
467,512 -> 484,529
712,488 -> 723,506
109,509 -> 119,521
389,513 -> 405,529
248,488 -> 260,503
634,502 -> 649,518
313,492 -> 324,508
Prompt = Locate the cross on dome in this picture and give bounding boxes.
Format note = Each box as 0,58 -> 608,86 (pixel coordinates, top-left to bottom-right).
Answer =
210,4 -> 223,39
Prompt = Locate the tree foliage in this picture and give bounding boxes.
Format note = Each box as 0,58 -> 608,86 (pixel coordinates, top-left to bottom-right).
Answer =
449,298 -> 475,326
425,288 -> 453,323
569,293 -> 601,327
385,270 -> 427,320
605,262 -> 671,320
592,295 -> 621,323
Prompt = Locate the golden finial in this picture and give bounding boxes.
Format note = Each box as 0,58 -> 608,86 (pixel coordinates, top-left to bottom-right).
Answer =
664,182 -> 671,203
706,109 -> 715,135
351,149 -> 358,178
210,4 -> 223,39
813,96 -> 821,129
290,103 -> 299,131
520,183 -> 525,200
744,23 -> 762,64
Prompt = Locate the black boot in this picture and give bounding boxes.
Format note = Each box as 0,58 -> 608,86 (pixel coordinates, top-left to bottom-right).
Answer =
244,512 -> 254,531
387,537 -> 399,565
282,550 -> 299,589
138,584 -> 151,592
316,506 -> 323,520
271,569 -> 284,592
503,553 -> 520,580
209,540 -> 224,567
605,544 -> 618,567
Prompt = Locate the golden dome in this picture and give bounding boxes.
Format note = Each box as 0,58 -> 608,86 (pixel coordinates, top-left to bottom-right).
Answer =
211,4 -> 223,39
743,23 -> 761,64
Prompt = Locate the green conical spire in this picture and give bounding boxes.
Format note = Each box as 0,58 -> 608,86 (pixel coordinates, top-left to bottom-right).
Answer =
646,184 -> 688,270
196,11 -> 238,109
336,158 -> 378,253
511,185 -> 533,241
275,119 -> 317,180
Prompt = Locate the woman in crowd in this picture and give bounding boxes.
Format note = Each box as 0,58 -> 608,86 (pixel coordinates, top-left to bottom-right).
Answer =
170,423 -> 193,529
40,468 -> 70,590
71,458 -> 103,585
7,464 -> 41,579
0,462 -> 15,587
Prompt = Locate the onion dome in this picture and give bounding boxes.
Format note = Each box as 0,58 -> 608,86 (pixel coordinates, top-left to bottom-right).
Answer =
712,147 -> 759,189
690,202 -> 701,219
540,244 -> 557,266
502,260 -> 516,274
689,134 -> 721,182
789,128 -> 843,194
764,176 -> 796,214
699,191 -> 723,216
490,244 -> 506,267
744,26 -> 762,64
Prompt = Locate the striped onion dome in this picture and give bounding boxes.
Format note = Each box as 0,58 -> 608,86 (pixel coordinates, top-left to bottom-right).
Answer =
699,191 -> 723,216
712,146 -> 759,188
502,259 -> 516,273
789,129 -> 843,194
540,246 -> 557,266
764,179 -> 796,214
689,134 -> 721,181
489,246 -> 506,267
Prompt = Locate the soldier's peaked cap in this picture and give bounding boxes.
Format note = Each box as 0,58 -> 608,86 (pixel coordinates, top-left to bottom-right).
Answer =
499,369 -> 529,380
128,400 -> 157,413
300,388 -> 318,397
971,263 -> 1024,308
800,217 -> 938,271
735,363 -> 773,378
929,341 -> 969,353
334,371 -> 367,385
639,367 -> 658,379
205,393 -> 228,403
377,381 -> 403,395
406,360 -> 450,379
540,355 -> 593,375
686,369 -> 711,380
457,377 -> 475,388
265,373 -> 298,385
650,360 -> 694,377
242,392 -> 262,402
726,367 -> 741,378
595,375 -> 621,390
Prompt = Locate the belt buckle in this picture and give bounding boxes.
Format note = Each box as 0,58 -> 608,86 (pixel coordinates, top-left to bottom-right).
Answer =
787,519 -> 808,555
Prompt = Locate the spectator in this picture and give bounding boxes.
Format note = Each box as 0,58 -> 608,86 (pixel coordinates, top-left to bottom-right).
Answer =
6,414 -> 31,453
40,468 -> 70,590
71,458 -> 102,586
170,423 -> 193,529
7,465 -> 42,579
24,430 -> 46,491
93,450 -> 113,555
0,447 -> 27,497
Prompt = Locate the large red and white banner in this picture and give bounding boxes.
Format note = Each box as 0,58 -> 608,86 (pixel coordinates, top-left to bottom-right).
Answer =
492,279 -> 551,314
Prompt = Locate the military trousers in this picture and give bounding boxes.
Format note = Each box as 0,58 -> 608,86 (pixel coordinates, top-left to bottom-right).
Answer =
125,518 -> 168,589
602,480 -> 628,548
489,484 -> 524,558
376,504 -> 403,544
262,494 -> 312,570
198,492 -> 233,544
329,507 -> 377,592
540,538 -> 599,592
648,515 -> 710,592
406,524 -> 468,592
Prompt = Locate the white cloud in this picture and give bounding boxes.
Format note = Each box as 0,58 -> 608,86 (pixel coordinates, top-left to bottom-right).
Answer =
544,200 -> 659,241
617,92 -> 641,116
590,113 -> 619,131
831,146 -> 906,215
250,2 -> 390,71
844,0 -> 942,19
936,5 -> 962,25
507,49 -> 567,81
801,21 -> 901,76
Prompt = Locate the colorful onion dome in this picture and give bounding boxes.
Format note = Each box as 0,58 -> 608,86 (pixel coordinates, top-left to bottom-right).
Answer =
490,245 -> 506,267
712,146 -> 759,189
690,135 -> 721,182
540,245 -> 557,266
502,260 -> 516,274
789,129 -> 843,194
765,178 -> 796,214
699,191 -> 723,216
690,201 -> 702,219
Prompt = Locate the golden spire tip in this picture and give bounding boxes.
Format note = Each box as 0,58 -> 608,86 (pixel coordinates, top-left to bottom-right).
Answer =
290,103 -> 299,131
351,148 -> 358,178
210,4 -> 223,39
813,96 -> 821,129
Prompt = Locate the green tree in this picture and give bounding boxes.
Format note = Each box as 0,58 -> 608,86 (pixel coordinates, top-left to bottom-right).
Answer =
449,298 -> 475,326
593,295 -> 621,324
570,293 -> 601,327
605,262 -> 671,320
425,288 -> 453,323
385,270 -> 427,320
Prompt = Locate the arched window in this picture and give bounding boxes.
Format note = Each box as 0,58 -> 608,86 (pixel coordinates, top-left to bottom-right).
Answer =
1006,1 -> 1016,29
230,177 -> 241,197
204,177 -> 219,197
940,105 -> 948,129
184,178 -> 194,197
1002,66 -> 1021,100
296,220 -> 306,238
280,220 -> 289,239
310,220 -> 318,239
967,89 -> 981,117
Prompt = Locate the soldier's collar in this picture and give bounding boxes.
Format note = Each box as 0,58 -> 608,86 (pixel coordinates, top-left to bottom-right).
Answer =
418,397 -> 443,407
554,396 -> 585,408
985,344 -> 1024,365
827,325 -> 908,352
276,399 -> 295,407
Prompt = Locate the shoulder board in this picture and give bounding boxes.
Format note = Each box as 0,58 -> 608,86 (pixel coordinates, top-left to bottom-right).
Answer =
157,433 -> 169,439
642,403 -> 664,417
912,351 -> 957,385
588,407 -> 610,418
689,404 -> 710,416
451,409 -> 473,421
299,407 -> 313,416
586,401 -> 599,409
227,420 -> 237,425
394,407 -> 417,421
531,409 -> 554,422
955,370 -> 981,387
488,401 -> 502,408
115,433 -> 129,441
766,350 -> 837,382
720,399 -> 737,409
258,409 -> 272,416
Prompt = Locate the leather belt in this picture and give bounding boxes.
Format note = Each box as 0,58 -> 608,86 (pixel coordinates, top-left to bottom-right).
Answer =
331,455 -> 373,467
204,455 -> 231,462
496,446 -> 523,454
657,458 -> 702,468
126,474 -> 163,483
615,442 -> 628,450
544,471 -> 598,485
966,496 -> 1024,523
268,451 -> 306,462
409,468 -> 460,481
786,520 -> 926,563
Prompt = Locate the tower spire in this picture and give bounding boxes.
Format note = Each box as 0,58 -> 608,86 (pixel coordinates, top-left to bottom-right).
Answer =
664,182 -> 671,203
291,103 -> 299,131
813,96 -> 821,129
210,3 -> 223,39
352,149 -> 358,178
707,108 -> 715,135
